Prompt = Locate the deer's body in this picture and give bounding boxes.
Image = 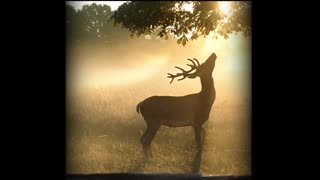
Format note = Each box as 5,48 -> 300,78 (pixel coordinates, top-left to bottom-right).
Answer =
136,53 -> 217,172
137,77 -> 215,128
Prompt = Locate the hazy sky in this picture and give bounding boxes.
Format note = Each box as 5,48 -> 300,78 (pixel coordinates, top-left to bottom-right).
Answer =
66,1 -> 251,104
66,1 -> 127,11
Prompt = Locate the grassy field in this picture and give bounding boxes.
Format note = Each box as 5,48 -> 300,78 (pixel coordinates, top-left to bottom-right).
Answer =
66,84 -> 251,175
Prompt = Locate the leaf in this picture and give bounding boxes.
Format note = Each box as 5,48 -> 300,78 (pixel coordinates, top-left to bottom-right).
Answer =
177,37 -> 182,44
182,37 -> 186,46
183,28 -> 188,34
191,33 -> 198,40
165,34 -> 168,40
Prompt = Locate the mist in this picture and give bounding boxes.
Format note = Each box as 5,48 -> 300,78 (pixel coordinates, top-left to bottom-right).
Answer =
67,32 -> 250,104
66,31 -> 251,174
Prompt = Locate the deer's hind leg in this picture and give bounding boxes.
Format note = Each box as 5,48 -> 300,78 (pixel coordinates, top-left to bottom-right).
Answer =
140,121 -> 160,158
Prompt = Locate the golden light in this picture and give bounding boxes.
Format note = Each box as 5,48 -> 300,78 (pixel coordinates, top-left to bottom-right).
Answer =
219,1 -> 232,15
181,2 -> 194,13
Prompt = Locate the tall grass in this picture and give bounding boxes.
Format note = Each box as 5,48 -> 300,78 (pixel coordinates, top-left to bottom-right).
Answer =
66,84 -> 251,175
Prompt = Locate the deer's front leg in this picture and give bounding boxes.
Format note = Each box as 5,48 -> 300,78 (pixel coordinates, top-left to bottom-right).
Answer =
201,128 -> 206,146
193,125 -> 203,172
194,125 -> 204,152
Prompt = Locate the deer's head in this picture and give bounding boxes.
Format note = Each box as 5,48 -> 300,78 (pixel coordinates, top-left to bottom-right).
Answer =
168,53 -> 217,84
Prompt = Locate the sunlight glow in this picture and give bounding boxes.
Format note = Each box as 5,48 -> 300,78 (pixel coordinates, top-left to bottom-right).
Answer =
181,2 -> 194,13
185,27 -> 197,39
219,2 -> 232,15
72,56 -> 169,89
174,2 -> 194,13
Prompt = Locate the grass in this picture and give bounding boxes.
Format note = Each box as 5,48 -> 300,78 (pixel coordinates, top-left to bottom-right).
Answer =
66,85 -> 251,175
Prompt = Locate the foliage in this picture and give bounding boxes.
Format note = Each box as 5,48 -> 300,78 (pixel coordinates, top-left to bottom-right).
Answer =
110,1 -> 251,46
66,3 -> 130,45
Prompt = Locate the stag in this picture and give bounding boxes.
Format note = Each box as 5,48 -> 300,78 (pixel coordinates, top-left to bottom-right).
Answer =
136,53 -> 217,171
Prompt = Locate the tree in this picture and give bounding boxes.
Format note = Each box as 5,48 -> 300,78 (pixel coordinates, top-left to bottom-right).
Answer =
66,3 -> 130,45
109,1 -> 251,46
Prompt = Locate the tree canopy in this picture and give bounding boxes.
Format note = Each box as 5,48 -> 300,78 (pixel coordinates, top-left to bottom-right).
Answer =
109,1 -> 251,46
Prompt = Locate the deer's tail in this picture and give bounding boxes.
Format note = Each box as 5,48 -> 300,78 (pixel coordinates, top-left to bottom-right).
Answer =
136,101 -> 143,115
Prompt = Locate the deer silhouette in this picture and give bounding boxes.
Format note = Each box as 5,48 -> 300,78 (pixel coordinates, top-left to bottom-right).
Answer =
136,52 -> 217,172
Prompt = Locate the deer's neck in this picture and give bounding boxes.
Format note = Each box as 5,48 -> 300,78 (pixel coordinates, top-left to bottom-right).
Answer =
199,76 -> 215,101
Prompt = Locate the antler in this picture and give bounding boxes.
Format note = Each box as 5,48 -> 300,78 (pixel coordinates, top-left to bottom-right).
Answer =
167,58 -> 200,84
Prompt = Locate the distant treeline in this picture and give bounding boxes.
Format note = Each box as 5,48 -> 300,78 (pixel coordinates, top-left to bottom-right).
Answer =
66,3 -> 132,46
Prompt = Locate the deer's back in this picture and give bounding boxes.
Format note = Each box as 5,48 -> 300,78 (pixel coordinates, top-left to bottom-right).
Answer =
139,94 -> 207,127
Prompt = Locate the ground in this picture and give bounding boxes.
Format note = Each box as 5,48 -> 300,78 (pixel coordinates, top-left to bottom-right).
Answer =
66,86 -> 251,175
